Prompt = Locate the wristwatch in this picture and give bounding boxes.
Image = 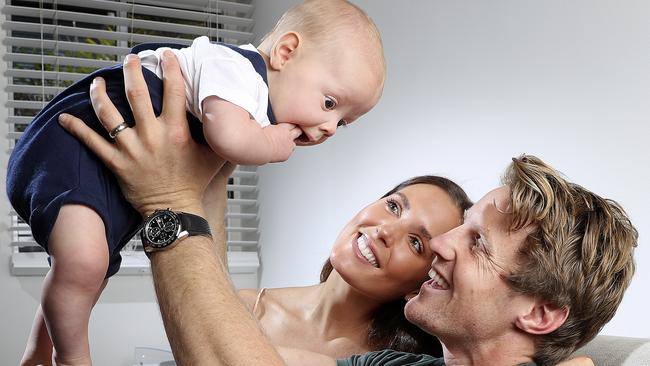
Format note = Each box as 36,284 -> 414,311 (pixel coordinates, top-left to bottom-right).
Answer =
140,209 -> 212,254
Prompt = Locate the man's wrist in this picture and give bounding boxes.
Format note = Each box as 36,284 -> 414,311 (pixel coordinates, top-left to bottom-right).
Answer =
139,199 -> 205,219
141,208 -> 213,258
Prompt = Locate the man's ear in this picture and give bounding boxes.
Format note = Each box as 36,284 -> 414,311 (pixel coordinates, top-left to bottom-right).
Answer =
516,301 -> 569,335
269,31 -> 301,70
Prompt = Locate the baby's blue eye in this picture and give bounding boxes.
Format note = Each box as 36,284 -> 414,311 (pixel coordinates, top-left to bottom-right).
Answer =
325,96 -> 337,110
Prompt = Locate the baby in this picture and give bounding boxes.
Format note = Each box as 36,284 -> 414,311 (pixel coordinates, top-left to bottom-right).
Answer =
7,0 -> 385,364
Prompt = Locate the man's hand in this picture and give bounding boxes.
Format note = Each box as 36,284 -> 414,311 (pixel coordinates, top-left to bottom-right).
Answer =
262,123 -> 301,162
58,51 -> 223,217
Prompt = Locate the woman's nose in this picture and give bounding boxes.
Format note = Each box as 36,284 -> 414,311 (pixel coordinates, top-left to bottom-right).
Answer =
373,221 -> 401,247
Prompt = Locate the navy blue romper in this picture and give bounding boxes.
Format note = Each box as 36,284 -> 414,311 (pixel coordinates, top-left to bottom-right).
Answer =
6,42 -> 276,277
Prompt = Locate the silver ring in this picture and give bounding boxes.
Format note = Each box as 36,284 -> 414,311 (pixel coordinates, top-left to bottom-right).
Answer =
109,122 -> 130,139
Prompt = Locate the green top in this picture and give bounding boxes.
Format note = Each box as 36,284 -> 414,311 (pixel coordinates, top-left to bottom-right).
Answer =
337,350 -> 538,366
337,350 -> 445,366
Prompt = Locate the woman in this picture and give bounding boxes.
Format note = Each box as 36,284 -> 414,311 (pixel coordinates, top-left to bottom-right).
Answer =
237,176 -> 472,358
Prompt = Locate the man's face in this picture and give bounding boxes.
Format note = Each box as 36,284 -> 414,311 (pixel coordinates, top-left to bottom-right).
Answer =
404,186 -> 534,344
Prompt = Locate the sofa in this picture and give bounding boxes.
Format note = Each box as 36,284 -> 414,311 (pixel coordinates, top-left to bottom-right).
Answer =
572,335 -> 650,365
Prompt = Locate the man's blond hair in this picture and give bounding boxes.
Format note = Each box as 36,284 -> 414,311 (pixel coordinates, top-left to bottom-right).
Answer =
503,155 -> 637,365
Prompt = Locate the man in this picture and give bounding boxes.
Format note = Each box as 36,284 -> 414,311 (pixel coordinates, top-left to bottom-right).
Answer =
58,51 -> 636,365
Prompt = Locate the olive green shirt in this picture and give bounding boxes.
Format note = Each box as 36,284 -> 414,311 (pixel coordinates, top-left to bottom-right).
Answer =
337,350 -> 537,366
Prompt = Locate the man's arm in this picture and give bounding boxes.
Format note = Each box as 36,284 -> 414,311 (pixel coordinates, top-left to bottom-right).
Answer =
59,51 -> 284,366
202,161 -> 237,263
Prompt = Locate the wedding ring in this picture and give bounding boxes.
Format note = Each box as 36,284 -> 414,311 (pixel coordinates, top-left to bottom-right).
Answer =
109,122 -> 130,139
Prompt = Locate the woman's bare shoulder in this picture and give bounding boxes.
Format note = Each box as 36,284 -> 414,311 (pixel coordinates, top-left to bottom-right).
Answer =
238,286 -> 317,313
237,288 -> 261,311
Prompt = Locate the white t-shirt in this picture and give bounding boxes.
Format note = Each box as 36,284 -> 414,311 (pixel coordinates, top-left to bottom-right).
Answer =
138,36 -> 271,127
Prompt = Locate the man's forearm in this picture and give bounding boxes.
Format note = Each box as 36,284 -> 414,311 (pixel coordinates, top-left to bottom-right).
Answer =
202,167 -> 233,263
150,229 -> 284,365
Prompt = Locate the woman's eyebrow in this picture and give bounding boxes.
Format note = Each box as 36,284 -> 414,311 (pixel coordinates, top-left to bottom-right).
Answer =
420,228 -> 432,241
395,191 -> 410,209
395,191 -> 432,240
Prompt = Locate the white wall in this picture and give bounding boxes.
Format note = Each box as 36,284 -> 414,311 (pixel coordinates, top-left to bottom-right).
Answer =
254,0 -> 650,338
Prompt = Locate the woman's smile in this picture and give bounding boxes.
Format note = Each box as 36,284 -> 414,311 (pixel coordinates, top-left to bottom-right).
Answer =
353,233 -> 379,268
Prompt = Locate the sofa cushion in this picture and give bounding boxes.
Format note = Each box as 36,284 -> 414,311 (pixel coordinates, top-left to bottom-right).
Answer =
572,335 -> 650,366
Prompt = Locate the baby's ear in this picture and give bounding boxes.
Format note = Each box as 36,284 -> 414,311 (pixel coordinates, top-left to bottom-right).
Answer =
269,31 -> 301,70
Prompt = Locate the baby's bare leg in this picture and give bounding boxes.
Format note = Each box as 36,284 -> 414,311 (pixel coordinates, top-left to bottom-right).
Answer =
21,305 -> 53,366
39,204 -> 110,366
21,279 -> 108,366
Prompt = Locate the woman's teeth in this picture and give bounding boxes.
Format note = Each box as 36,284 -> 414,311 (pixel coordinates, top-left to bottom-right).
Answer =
428,268 -> 450,290
357,234 -> 378,268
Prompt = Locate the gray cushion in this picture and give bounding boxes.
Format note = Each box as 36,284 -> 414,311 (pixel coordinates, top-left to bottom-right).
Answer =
572,335 -> 650,366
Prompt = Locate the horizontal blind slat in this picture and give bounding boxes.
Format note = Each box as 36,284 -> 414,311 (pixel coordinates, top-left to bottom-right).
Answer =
2,22 -> 191,45
10,0 -> 254,19
11,239 -> 259,248
7,116 -> 32,124
2,9 -> 254,42
5,69 -> 87,83
6,84 -> 66,95
11,224 -> 257,232
226,184 -> 257,192
4,37 -> 130,57
11,209 -> 258,217
4,52 -> 117,68
2,4 -> 254,29
6,100 -> 47,109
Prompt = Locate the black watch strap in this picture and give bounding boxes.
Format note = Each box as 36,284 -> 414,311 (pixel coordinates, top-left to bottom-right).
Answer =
179,212 -> 212,237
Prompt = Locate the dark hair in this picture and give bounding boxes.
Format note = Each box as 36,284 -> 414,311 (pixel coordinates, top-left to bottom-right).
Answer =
320,175 -> 472,356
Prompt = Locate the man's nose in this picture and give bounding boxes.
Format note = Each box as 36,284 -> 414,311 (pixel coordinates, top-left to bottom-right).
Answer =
429,229 -> 457,262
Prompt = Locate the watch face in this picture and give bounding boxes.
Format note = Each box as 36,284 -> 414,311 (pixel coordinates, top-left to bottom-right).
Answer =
143,210 -> 180,248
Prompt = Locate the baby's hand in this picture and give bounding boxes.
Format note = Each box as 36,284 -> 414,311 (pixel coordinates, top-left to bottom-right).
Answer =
263,123 -> 302,162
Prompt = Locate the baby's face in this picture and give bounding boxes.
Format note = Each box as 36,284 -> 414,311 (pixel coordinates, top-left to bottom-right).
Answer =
269,45 -> 384,146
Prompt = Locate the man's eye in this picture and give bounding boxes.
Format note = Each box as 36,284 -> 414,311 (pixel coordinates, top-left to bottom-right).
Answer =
325,96 -> 337,110
410,236 -> 423,254
472,235 -> 485,252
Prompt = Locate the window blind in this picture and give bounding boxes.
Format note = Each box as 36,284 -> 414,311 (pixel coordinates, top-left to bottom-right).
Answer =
3,0 -> 261,281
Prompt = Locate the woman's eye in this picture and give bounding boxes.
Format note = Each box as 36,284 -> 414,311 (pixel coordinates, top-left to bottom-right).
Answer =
324,96 -> 337,110
386,199 -> 400,215
410,236 -> 423,254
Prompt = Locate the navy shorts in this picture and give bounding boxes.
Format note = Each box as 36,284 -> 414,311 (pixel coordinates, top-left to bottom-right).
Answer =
7,62 -> 204,277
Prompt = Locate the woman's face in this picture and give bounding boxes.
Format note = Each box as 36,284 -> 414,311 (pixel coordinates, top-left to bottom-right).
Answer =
330,183 -> 463,302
